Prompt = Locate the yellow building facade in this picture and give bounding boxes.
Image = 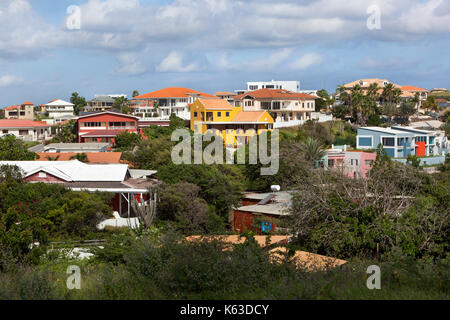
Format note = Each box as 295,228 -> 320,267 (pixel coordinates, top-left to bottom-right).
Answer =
190,98 -> 274,146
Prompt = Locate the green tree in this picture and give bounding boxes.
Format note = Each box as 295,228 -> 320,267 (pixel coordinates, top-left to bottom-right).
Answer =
51,120 -> 77,143
114,131 -> 141,151
399,101 -> 416,123
69,153 -> 89,162
382,102 -> 398,125
367,82 -> 380,102
0,136 -> 38,160
422,96 -> 439,112
132,90 -> 140,98
299,137 -> 327,164
70,92 -> 87,115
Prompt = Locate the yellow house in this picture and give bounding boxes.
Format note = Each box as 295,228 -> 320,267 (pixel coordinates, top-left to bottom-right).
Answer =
190,98 -> 274,146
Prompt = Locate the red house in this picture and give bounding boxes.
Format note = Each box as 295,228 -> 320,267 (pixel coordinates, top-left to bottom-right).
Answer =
77,111 -> 139,144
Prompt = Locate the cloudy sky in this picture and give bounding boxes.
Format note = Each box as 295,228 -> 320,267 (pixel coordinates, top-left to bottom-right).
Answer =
0,0 -> 449,106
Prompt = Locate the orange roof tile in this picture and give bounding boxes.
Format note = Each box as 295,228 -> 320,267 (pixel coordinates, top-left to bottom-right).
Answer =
36,152 -> 123,164
5,105 -> 18,111
232,111 -> 268,122
22,101 -> 34,105
235,88 -> 317,100
0,119 -> 49,127
401,85 -> 427,92
198,98 -> 233,110
134,87 -> 216,99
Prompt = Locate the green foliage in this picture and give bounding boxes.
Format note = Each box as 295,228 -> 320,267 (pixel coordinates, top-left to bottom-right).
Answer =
69,152 -> 89,163
157,182 -> 226,235
0,135 -> 38,160
157,163 -> 243,217
2,234 -> 448,300
114,131 -> 141,151
0,179 -> 113,262
70,92 -> 86,115
407,154 -> 421,169
50,120 -> 77,143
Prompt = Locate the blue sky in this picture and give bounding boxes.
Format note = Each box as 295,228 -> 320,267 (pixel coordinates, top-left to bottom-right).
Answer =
0,0 -> 449,107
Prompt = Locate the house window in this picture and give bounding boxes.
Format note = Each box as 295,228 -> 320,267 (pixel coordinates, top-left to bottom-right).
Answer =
226,112 -> 230,117
38,172 -> 47,178
19,130 -> 28,135
2,130 -> 8,134
245,100 -> 254,107
194,112 -> 198,117
365,160 -> 373,166
217,112 -> 222,117
249,85 -> 258,90
382,137 -> 395,147
351,159 -> 359,166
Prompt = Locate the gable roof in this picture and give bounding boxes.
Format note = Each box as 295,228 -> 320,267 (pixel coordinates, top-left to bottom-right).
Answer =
45,99 -> 74,107
77,111 -> 139,120
5,105 -> 19,111
0,119 -> 49,128
36,152 -> 123,164
133,87 -> 216,99
342,78 -> 402,89
0,160 -> 129,182
234,88 -> 317,100
401,85 -> 427,92
198,98 -> 233,110
231,110 -> 268,122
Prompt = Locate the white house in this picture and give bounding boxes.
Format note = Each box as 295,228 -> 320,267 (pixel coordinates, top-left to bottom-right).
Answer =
0,119 -> 51,142
45,99 -> 75,118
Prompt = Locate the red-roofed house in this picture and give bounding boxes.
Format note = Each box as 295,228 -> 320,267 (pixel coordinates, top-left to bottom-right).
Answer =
36,152 -> 123,164
233,89 -> 317,128
133,87 -> 216,120
4,102 -> 34,120
77,111 -> 139,144
0,119 -> 50,141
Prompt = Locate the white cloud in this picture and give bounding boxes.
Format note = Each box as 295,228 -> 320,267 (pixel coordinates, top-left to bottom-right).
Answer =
113,52 -> 148,76
156,51 -> 199,73
0,0 -> 449,71
0,75 -> 24,87
291,53 -> 323,70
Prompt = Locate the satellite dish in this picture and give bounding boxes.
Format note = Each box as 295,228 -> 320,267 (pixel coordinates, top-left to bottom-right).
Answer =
271,185 -> 280,192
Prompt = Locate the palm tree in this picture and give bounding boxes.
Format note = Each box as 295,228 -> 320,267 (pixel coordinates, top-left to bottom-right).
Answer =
367,83 -> 380,102
132,90 -> 140,98
299,137 -> 327,163
381,83 -> 394,104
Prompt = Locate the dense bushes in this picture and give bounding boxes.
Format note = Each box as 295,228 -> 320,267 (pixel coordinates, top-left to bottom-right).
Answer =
0,233 -> 448,300
289,157 -> 449,260
0,169 -> 113,263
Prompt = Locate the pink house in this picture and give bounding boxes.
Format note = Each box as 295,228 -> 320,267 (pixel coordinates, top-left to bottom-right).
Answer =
325,146 -> 376,179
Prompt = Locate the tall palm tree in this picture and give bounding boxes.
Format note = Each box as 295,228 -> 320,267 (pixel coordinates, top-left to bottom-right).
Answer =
381,83 -> 394,104
367,82 -> 380,102
299,137 -> 327,163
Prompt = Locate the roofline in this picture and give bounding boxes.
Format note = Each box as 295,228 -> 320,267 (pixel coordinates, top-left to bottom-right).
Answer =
77,111 -> 139,120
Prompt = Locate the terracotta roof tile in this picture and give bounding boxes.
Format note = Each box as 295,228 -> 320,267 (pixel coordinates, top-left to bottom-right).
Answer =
401,85 -> 427,92
36,152 -> 123,164
232,111 -> 267,122
0,119 -> 49,127
198,98 -> 233,110
134,87 -> 216,99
